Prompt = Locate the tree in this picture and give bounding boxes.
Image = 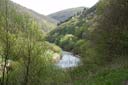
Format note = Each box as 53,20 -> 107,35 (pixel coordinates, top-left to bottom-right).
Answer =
1,0 -> 10,84
91,0 -> 128,62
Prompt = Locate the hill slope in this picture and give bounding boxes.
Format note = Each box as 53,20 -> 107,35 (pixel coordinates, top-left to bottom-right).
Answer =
48,7 -> 86,23
47,5 -> 96,51
11,1 -> 57,32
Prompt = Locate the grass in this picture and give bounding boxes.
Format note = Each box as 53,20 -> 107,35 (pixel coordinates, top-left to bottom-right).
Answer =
84,68 -> 128,85
68,56 -> 128,85
68,67 -> 128,85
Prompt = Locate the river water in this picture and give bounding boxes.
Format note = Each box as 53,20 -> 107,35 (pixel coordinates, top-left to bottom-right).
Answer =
56,51 -> 80,68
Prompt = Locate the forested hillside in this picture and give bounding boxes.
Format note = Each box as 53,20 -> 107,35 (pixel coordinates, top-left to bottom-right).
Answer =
1,0 -> 128,85
47,0 -> 128,84
10,1 -> 57,33
47,4 -> 96,56
48,7 -> 86,23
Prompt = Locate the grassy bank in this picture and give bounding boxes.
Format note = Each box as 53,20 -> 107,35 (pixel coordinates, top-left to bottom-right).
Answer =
68,56 -> 128,85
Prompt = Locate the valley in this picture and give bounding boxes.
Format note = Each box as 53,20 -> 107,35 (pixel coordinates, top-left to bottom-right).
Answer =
0,0 -> 128,85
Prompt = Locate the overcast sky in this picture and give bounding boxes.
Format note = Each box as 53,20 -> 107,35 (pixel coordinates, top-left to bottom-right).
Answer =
11,0 -> 99,15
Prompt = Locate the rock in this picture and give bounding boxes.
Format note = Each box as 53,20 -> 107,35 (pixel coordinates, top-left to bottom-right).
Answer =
52,53 -> 61,63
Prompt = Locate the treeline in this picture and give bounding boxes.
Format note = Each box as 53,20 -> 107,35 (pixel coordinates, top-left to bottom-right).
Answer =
0,0 -> 68,85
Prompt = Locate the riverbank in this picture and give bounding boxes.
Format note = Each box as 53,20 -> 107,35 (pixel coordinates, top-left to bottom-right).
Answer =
67,56 -> 128,85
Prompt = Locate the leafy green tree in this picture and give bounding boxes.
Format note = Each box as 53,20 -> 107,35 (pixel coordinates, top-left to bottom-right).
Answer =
91,0 -> 128,62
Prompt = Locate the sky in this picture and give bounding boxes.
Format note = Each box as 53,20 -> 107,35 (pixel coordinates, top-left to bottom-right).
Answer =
11,0 -> 99,15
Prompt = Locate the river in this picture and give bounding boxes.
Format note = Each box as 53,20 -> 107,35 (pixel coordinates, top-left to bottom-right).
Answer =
56,51 -> 80,68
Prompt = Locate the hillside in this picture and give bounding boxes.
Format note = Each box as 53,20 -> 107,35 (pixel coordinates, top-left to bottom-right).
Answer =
48,7 -> 86,23
1,0 -> 128,84
10,1 -> 57,32
47,5 -> 96,51
47,1 -> 128,84
0,0 -> 68,84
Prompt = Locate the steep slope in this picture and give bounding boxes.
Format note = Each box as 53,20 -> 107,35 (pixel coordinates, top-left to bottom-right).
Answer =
10,1 -> 57,32
47,5 -> 96,52
48,7 -> 86,23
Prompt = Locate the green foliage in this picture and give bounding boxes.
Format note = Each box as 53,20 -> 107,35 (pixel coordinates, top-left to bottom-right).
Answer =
84,68 -> 128,85
47,13 -> 89,55
96,0 -> 109,15
90,0 -> 128,63
1,0 -> 128,84
59,34 -> 77,51
45,42 -> 62,54
0,0 -> 68,84
47,0 -> 128,84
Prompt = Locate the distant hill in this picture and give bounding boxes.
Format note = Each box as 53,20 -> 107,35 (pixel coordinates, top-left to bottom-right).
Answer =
48,7 -> 86,23
47,4 -> 97,51
10,1 -> 57,32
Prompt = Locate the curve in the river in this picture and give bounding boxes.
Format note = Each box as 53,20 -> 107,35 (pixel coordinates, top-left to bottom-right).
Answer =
56,51 -> 80,68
